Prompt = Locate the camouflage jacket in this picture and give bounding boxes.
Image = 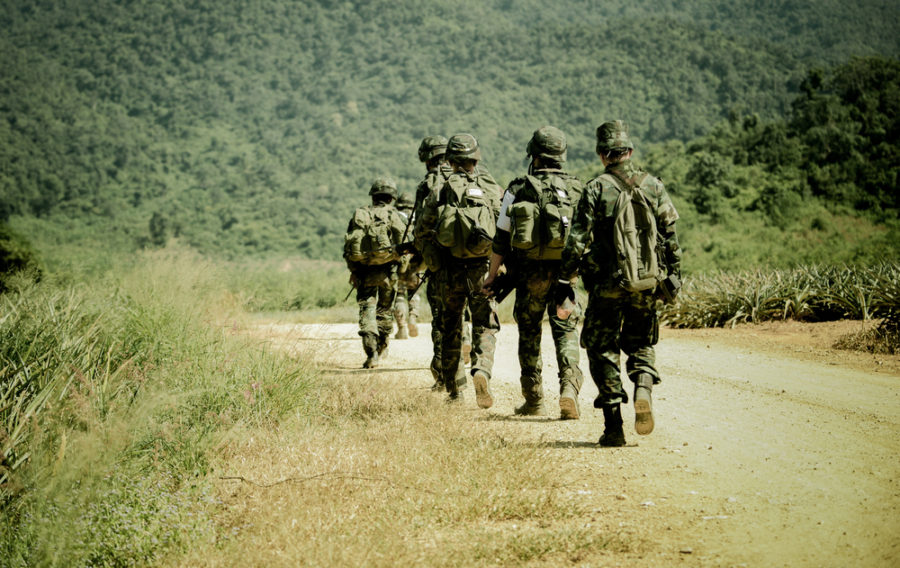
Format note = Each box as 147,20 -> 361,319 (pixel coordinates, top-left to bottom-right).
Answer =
559,159 -> 681,291
344,202 -> 405,275
492,168 -> 584,259
413,162 -> 454,219
413,167 -> 504,257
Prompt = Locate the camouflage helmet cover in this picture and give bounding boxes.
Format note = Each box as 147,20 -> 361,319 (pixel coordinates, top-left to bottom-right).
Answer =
595,120 -> 634,154
445,133 -> 482,162
396,192 -> 414,211
418,135 -> 448,163
369,176 -> 398,199
526,125 -> 567,162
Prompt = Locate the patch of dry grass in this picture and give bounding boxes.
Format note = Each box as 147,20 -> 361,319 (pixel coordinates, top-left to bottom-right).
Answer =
176,375 -> 621,567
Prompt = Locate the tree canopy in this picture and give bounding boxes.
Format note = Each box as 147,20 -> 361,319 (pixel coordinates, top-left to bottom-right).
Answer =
1,0 -> 898,262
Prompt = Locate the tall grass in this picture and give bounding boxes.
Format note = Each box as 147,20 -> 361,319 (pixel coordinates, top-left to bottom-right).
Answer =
0,251 -> 317,567
663,262 -> 900,329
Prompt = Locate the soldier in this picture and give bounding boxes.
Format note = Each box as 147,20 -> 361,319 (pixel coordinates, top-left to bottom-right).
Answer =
558,120 -> 682,446
393,192 -> 421,339
343,177 -> 408,369
482,126 -> 585,419
413,136 -> 468,391
415,133 -> 503,404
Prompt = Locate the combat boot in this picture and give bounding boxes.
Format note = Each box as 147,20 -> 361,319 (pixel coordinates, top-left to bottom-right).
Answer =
559,381 -> 580,420
515,396 -> 547,417
633,373 -> 655,435
395,325 -> 409,340
408,315 -> 419,337
599,404 -> 626,447
361,333 -> 379,369
376,334 -> 389,359
472,369 -> 493,409
462,343 -> 472,366
429,359 -> 444,391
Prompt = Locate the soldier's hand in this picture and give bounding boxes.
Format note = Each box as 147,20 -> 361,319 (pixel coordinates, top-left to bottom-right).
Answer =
481,273 -> 497,297
553,281 -> 575,306
349,273 -> 359,287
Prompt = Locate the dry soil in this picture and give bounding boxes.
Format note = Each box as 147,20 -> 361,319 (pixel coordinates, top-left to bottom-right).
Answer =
255,319 -> 900,567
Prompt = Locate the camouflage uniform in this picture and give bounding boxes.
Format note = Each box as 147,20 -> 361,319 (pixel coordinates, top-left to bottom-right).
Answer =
344,177 -> 407,368
560,120 -> 681,444
415,134 -> 503,401
413,137 -> 467,389
393,193 -> 422,339
488,126 -> 585,418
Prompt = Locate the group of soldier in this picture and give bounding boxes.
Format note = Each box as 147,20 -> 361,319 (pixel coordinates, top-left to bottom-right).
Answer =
343,121 -> 682,446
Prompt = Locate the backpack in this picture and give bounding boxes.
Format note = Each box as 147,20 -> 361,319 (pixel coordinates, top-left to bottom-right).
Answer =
508,173 -> 581,260
434,175 -> 496,259
604,171 -> 665,292
343,205 -> 404,265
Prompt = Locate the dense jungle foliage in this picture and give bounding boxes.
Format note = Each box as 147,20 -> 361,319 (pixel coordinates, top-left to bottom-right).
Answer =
1,0 -> 898,267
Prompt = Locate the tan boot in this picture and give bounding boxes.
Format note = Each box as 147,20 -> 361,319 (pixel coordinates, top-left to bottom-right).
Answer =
634,374 -> 655,435
472,370 -> 493,409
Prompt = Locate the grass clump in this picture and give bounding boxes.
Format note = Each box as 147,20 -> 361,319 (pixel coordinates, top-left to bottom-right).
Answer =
0,251 -> 317,567
185,374 -> 615,567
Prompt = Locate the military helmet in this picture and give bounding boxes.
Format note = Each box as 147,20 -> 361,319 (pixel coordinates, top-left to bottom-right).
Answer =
445,133 -> 482,162
526,125 -> 567,162
396,192 -> 414,211
369,176 -> 398,199
595,120 -> 634,154
418,135 -> 448,163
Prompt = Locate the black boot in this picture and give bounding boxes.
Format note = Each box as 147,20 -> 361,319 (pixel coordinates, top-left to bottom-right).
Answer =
362,333 -> 379,369
633,373 -> 655,435
599,404 -> 626,447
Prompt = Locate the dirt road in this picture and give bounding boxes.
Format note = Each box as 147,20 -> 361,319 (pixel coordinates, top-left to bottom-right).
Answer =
260,319 -> 900,567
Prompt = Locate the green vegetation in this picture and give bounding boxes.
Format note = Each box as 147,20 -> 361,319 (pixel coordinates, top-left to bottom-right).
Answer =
1,1 -> 897,264
0,253 -> 316,566
664,263 -> 900,352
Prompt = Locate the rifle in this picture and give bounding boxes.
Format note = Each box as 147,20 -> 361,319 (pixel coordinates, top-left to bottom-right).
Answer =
344,286 -> 356,302
483,260 -> 517,304
409,270 -> 430,298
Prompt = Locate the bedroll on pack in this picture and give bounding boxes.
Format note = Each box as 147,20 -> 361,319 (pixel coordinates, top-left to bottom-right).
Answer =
434,177 -> 496,259
608,172 -> 665,292
509,175 -> 578,260
344,206 -> 403,265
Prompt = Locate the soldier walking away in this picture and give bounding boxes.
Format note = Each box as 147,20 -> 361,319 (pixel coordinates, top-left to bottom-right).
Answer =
414,133 -> 503,405
412,136 -> 468,391
558,120 -> 682,446
482,126 -> 585,419
343,177 -> 408,369
393,192 -> 422,339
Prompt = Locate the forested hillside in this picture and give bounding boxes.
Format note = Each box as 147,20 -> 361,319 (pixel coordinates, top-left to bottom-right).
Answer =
1,0 -> 898,263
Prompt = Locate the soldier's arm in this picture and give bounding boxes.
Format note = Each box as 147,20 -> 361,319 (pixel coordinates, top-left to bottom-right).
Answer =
655,180 -> 682,277
413,188 -> 440,250
559,182 -> 599,282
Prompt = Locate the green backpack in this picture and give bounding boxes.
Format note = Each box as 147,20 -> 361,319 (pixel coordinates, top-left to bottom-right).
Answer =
605,171 -> 665,292
343,206 -> 404,265
508,173 -> 581,260
434,175 -> 496,259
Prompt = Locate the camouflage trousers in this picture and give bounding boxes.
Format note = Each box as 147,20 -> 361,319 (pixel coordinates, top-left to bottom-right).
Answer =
356,267 -> 398,351
513,263 -> 583,403
393,277 -> 421,329
437,259 -> 499,395
426,272 -> 466,386
581,289 -> 660,407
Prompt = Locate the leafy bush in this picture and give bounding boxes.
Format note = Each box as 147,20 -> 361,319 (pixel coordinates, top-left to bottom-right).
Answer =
0,223 -> 41,292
